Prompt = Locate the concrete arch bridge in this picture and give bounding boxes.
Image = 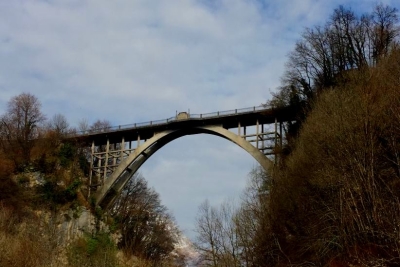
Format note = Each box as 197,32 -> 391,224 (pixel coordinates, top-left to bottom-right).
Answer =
72,105 -> 296,209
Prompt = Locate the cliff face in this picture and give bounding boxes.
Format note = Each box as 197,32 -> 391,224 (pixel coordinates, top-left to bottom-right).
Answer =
36,207 -> 97,266
0,169 -> 114,267
12,171 -> 99,244
0,204 -> 101,267
37,207 -> 96,244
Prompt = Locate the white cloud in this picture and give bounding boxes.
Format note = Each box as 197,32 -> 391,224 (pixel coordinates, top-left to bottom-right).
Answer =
0,0 -> 295,121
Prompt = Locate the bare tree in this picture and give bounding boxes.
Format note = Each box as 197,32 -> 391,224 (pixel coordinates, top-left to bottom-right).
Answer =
77,118 -> 90,133
0,93 -> 46,167
90,119 -> 111,133
371,4 -> 399,62
47,113 -> 69,136
110,173 -> 177,265
195,199 -> 243,267
233,167 -> 271,266
194,200 -> 221,267
269,4 -> 399,152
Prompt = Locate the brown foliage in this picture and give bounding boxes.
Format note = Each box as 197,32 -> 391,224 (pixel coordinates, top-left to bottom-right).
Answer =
255,48 -> 400,266
110,173 -> 179,266
0,155 -> 19,206
0,93 -> 46,168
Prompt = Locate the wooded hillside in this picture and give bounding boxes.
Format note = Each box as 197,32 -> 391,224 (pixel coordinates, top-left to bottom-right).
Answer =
193,4 -> 400,266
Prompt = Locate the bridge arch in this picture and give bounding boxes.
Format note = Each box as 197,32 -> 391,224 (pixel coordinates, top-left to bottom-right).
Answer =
95,125 -> 273,209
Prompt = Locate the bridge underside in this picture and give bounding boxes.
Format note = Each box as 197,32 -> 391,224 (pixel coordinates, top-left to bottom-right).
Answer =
86,117 -> 284,209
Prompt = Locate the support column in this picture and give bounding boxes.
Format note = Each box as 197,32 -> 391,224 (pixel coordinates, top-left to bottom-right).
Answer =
97,148 -> 102,184
137,135 -> 140,148
112,143 -> 117,169
120,137 -> 125,164
238,122 -> 241,136
262,124 -> 265,150
256,120 -> 259,149
88,141 -> 95,197
104,139 -> 109,182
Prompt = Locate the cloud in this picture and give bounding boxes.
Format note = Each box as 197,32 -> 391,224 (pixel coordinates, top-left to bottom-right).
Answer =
0,0 -> 315,121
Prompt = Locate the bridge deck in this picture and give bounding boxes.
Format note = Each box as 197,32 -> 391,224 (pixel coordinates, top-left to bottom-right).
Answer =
72,105 -> 297,144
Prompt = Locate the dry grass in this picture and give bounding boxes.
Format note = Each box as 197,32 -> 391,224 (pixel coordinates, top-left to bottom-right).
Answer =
0,205 -> 61,267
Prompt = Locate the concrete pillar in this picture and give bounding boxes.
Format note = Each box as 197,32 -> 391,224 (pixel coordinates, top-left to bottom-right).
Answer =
120,137 -> 125,163
104,139 -> 109,182
97,146 -> 102,184
262,124 -> 265,150
88,141 -> 95,197
112,143 -> 117,169
256,120 -> 259,149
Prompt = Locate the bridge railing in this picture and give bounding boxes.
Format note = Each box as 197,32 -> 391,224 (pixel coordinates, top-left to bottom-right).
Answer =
70,105 -> 271,136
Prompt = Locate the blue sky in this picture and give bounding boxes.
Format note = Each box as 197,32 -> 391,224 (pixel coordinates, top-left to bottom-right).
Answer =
1,0 -> 399,240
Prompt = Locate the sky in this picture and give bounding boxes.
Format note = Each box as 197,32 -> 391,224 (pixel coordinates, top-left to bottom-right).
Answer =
1,0 -> 399,240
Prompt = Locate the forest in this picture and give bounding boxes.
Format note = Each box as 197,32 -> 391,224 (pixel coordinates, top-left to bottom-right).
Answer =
193,3 -> 400,266
0,3 -> 399,267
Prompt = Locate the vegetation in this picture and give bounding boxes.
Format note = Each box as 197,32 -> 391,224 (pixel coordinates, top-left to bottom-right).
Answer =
194,167 -> 269,267
0,93 -> 46,169
67,231 -> 119,267
271,3 -> 399,151
0,93 -> 184,266
111,174 -> 186,266
253,51 -> 400,266
194,3 -> 400,267
0,204 -> 60,267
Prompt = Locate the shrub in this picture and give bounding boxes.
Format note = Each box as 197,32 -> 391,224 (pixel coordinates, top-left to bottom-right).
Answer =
58,142 -> 76,167
67,231 -> 119,267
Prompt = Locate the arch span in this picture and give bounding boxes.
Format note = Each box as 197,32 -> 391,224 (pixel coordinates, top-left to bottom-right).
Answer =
95,125 -> 273,209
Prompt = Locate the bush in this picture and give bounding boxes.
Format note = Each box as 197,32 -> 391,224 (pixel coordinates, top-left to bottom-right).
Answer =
67,231 -> 119,267
58,142 -> 76,167
33,153 -> 56,174
37,178 -> 81,206
0,179 -> 21,208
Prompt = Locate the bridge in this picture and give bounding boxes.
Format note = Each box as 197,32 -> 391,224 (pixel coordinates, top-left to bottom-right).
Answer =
71,104 -> 297,209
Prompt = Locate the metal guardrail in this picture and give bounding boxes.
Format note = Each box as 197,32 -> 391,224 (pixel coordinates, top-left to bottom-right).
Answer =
70,105 -> 271,137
